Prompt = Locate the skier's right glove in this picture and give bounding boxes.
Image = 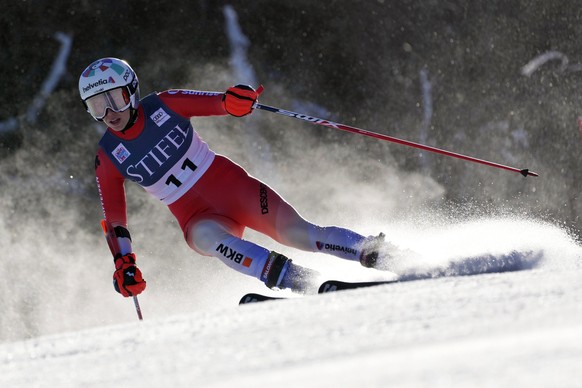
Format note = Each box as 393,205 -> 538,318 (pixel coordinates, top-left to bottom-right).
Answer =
113,253 -> 146,297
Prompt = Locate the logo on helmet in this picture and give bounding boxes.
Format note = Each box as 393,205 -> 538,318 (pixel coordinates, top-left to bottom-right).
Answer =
81,77 -> 116,94
82,58 -> 126,78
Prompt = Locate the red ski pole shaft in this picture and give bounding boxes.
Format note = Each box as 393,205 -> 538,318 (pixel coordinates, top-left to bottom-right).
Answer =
254,103 -> 538,177
101,219 -> 144,321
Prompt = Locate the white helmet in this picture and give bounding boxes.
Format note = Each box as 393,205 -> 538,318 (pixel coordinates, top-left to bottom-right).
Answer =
79,57 -> 139,119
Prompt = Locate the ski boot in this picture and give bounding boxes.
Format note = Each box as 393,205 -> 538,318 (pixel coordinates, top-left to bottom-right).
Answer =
262,251 -> 319,293
359,232 -> 389,269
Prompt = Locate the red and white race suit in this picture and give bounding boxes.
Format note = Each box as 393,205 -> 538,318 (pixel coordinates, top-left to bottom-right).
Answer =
96,89 -> 366,283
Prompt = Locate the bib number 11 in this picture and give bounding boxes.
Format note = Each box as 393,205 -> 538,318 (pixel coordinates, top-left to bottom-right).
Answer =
165,158 -> 197,187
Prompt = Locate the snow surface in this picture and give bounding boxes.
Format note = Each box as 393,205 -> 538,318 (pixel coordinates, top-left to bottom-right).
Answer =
1,218 -> 581,388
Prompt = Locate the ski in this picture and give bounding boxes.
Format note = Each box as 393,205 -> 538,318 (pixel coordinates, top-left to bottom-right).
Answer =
239,293 -> 286,304
318,279 -> 397,293
239,279 -> 397,305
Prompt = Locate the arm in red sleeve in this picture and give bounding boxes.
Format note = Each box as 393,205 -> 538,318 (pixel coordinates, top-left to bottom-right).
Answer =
159,89 -> 228,118
95,147 -> 128,228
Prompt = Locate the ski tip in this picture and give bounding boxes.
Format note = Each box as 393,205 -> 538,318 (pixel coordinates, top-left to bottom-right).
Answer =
318,279 -> 396,294
520,168 -> 538,177
239,293 -> 285,305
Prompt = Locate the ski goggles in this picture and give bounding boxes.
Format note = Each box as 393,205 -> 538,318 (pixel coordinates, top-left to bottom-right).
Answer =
85,87 -> 131,120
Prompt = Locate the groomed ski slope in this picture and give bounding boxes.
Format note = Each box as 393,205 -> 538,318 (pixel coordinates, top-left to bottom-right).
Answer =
1,218 -> 581,388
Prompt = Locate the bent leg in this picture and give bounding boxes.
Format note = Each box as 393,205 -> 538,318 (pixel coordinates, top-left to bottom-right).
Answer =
274,202 -> 367,261
179,155 -> 370,269
187,217 -> 269,280
187,216 -> 301,288
238,179 -> 368,262
188,217 -> 318,290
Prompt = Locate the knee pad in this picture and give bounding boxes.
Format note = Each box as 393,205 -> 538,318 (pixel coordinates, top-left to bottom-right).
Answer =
188,220 -> 230,254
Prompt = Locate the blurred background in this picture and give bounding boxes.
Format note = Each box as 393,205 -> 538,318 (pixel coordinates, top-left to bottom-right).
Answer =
1,0 -> 581,341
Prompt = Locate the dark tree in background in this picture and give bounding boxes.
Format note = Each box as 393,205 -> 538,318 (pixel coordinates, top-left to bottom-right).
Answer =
1,0 -> 581,236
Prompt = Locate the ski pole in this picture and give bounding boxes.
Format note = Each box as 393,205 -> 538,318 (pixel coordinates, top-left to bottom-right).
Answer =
101,219 -> 144,321
254,103 -> 538,177
132,294 -> 143,320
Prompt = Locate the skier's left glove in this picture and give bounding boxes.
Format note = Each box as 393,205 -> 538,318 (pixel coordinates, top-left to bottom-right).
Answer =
222,84 -> 263,117
113,253 -> 146,297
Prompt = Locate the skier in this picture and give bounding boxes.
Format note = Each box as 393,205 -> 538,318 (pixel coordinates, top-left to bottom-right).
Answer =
79,57 -> 389,298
